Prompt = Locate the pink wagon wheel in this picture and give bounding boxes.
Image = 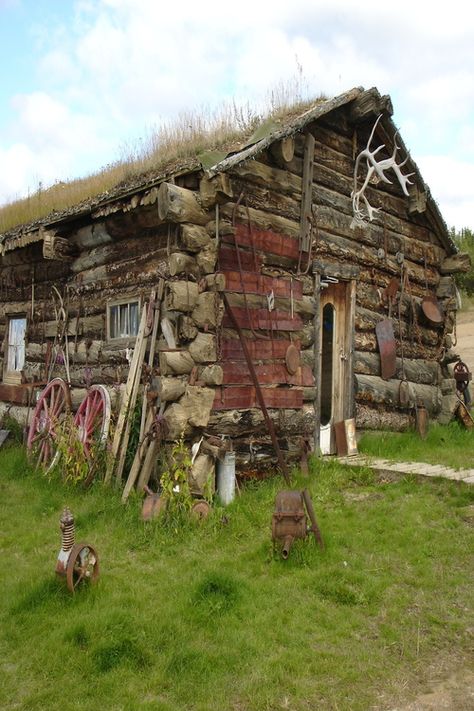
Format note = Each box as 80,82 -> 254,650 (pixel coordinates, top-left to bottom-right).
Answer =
74,384 -> 111,458
27,378 -> 71,470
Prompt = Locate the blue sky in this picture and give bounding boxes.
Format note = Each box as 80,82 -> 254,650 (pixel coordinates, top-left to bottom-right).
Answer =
1,0 -> 473,229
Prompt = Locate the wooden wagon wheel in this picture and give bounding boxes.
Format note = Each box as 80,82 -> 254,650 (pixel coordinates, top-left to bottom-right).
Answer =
66,542 -> 99,593
74,385 -> 111,456
27,378 -> 71,471
74,385 -> 111,487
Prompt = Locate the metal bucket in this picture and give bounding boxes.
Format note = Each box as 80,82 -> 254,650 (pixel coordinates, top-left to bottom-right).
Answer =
217,451 -> 236,506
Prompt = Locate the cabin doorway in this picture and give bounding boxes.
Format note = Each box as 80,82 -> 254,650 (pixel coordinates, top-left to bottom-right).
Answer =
316,279 -> 355,455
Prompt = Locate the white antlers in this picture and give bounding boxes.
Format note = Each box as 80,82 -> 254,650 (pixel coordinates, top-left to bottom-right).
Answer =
351,114 -> 414,228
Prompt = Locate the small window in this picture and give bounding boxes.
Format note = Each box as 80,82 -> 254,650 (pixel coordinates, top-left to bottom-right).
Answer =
4,316 -> 26,383
107,299 -> 140,340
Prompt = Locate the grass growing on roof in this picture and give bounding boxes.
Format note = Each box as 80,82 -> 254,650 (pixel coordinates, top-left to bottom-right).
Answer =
0,74 -> 325,234
0,444 -> 472,711
358,420 -> 474,470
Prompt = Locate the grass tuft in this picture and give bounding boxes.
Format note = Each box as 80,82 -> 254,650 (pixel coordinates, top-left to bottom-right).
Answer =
193,571 -> 241,616
93,637 -> 149,673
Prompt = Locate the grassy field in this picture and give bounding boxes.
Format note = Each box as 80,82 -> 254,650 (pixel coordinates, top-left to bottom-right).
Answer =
0,444 -> 473,711
358,420 -> 474,470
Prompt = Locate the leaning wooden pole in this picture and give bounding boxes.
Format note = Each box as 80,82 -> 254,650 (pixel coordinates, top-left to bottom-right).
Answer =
222,293 -> 291,485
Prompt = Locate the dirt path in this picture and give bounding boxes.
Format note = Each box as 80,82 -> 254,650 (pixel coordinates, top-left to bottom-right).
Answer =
388,667 -> 474,710
455,308 -> 474,374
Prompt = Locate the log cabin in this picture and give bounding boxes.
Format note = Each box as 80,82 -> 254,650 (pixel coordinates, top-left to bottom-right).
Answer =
0,86 -> 468,480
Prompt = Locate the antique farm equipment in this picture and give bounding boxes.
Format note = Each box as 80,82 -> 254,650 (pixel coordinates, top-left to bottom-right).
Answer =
74,384 -> 111,457
55,507 -> 99,593
27,378 -> 71,470
420,295 -> 444,326
272,489 -> 323,559
453,360 -> 472,396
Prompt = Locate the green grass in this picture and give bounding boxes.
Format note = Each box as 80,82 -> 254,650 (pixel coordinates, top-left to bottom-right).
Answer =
358,420 -> 474,470
0,445 -> 473,711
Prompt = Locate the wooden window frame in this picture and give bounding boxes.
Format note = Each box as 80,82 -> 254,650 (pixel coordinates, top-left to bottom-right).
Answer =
106,296 -> 141,346
3,315 -> 27,385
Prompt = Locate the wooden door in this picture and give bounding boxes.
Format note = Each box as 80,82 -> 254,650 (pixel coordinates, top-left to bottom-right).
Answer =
315,279 -> 355,455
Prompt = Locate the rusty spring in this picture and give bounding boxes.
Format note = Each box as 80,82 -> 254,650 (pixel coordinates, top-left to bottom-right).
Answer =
60,507 -> 75,552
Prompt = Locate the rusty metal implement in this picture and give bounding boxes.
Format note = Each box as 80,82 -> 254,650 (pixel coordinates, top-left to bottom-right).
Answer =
375,317 -> 396,380
55,508 -> 99,593
272,489 -> 323,558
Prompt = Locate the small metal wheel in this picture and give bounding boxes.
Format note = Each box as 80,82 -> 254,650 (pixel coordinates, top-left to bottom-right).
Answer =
74,384 -> 111,456
27,378 -> 71,470
66,542 -> 99,593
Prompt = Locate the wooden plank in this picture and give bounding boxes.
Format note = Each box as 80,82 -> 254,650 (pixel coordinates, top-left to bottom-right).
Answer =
222,307 -> 302,331
222,362 -> 314,386
300,132 -> 315,253
223,270 -> 303,298
213,386 -> 303,410
0,383 -> 32,406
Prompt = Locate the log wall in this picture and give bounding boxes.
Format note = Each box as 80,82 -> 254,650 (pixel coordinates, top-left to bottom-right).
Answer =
0,98 -> 462,474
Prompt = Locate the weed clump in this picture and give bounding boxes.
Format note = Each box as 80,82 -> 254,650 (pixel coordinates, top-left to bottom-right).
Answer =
193,571 -> 240,616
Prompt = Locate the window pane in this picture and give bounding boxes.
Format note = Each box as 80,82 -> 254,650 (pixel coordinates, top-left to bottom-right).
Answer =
7,318 -> 26,371
109,301 -> 139,339
129,302 -> 139,336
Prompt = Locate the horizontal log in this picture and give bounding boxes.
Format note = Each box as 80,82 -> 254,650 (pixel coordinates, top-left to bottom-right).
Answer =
157,376 -> 187,401
218,245 -> 262,271
226,223 -> 303,261
188,332 -> 217,363
159,350 -> 195,375
223,271 -> 303,298
207,404 -> 314,437
221,362 -> 313,386
316,231 -> 439,289
356,403 -> 412,431
353,350 -> 441,385
440,252 -> 471,274
222,307 -> 303,332
230,160 -> 302,197
192,291 -> 223,329
220,203 -> 299,239
198,364 -> 224,385
225,291 -> 315,317
354,331 -> 439,361
220,337 -> 300,361
179,223 -> 211,252
355,306 -> 440,347
166,281 -> 199,313
213,385 -> 303,410
355,373 -> 442,414
158,182 -> 209,225
169,252 -> 199,277
180,385 -> 215,427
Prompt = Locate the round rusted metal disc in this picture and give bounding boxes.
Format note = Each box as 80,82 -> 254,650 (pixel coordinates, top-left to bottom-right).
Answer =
285,344 -> 300,375
421,296 -> 443,325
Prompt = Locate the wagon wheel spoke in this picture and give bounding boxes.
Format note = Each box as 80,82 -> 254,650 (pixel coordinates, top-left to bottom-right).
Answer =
27,378 -> 71,471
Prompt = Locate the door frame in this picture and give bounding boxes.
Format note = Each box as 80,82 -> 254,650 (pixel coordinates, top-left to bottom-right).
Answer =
313,261 -> 357,455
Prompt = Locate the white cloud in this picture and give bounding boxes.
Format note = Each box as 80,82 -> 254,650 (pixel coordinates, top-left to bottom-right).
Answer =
418,155 -> 474,229
0,0 -> 473,229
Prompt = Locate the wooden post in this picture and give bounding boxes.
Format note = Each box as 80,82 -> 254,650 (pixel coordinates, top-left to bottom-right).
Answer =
104,305 -> 148,485
344,279 -> 356,420
300,132 -> 315,254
